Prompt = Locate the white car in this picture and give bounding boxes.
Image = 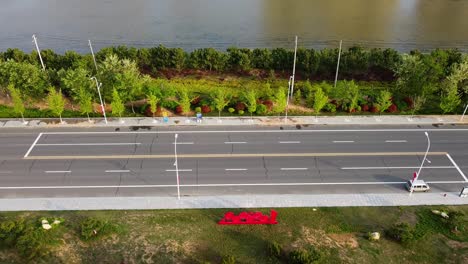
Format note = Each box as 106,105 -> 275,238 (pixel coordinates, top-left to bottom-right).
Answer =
405,180 -> 430,192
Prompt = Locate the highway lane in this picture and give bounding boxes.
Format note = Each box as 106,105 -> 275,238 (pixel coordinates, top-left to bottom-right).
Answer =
0,125 -> 467,198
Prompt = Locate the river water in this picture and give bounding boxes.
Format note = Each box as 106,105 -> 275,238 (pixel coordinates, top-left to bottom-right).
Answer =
1,0 -> 467,53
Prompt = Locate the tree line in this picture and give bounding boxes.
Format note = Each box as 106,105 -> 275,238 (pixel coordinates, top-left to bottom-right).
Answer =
0,45 -> 467,121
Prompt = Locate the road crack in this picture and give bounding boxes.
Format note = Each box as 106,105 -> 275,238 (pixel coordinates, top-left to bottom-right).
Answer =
315,157 -> 323,182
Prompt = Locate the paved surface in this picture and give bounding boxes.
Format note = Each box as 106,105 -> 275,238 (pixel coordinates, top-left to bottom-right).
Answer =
1,119 -> 468,210
0,114 -> 466,127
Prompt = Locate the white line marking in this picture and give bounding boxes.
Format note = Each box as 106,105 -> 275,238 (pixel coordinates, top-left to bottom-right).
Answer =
342,166 -> 455,170
36,143 -> 141,146
105,170 -> 130,173
225,168 -> 248,171
224,142 -> 247,144
24,133 -> 43,158
172,142 -> 194,145
0,171 -> 12,174
385,140 -> 407,143
426,181 -> 467,184
165,169 -> 193,172
333,141 -> 354,143
279,141 -> 301,144
41,128 -> 468,135
281,168 -> 308,171
446,154 -> 468,182
45,171 -> 71,173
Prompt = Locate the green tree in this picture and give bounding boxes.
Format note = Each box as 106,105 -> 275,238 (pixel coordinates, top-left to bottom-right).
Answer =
273,88 -> 287,115
376,90 -> 392,114
47,88 -> 65,123
447,56 -> 468,96
440,82 -> 461,114
111,88 -> 125,121
176,85 -> 192,117
0,60 -> 48,98
7,84 -> 26,123
294,89 -> 302,104
58,67 -> 93,101
115,59 -> 142,113
147,93 -> 160,120
243,89 -> 257,119
77,88 -> 93,122
212,88 -> 231,119
395,54 -> 433,96
346,80 -> 360,112
313,86 -> 328,119
411,95 -> 426,118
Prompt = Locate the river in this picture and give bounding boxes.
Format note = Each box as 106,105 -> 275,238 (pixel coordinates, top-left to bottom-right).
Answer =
1,0 -> 467,53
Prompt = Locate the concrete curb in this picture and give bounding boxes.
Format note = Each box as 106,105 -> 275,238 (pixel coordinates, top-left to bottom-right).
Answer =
0,115 -> 467,128
1,193 -> 467,211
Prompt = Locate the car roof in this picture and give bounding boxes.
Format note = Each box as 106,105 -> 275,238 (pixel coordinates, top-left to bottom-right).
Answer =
412,180 -> 427,185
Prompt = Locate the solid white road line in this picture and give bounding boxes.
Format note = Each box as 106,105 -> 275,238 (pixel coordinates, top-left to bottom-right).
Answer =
23,133 -> 43,158
333,141 -> 354,143
279,141 -> 301,144
105,170 -> 130,173
45,171 -> 71,173
385,140 -> 407,143
165,169 -> 193,172
172,142 -> 194,145
41,128 -> 468,135
446,154 -> 468,182
225,168 -> 248,171
224,142 -> 247,144
1,180 -> 466,189
281,168 -> 308,171
341,166 -> 455,170
0,171 -> 12,174
36,143 -> 141,146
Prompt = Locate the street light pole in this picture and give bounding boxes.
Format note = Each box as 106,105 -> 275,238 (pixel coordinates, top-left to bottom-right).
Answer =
460,103 -> 468,122
88,40 -> 99,73
334,40 -> 342,88
32,34 -> 45,71
90,77 -> 108,124
174,134 -> 181,200
410,132 -> 430,195
285,76 -> 292,123
290,35 -> 298,100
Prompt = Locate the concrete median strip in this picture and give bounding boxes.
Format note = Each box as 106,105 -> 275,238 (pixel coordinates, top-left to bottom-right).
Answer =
24,151 -> 448,160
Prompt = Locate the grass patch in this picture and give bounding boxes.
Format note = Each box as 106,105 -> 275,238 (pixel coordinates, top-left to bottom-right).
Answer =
0,206 -> 467,263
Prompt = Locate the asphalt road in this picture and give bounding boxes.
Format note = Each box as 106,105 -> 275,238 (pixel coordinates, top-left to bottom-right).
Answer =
0,124 -> 467,198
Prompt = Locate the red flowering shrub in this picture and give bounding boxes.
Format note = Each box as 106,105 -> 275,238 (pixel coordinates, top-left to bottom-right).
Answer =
191,96 -> 201,105
361,104 -> 369,112
175,105 -> 183,114
263,100 -> 273,111
201,105 -> 211,113
235,102 -> 246,111
370,106 -> 379,113
403,97 -> 414,108
387,104 -> 398,113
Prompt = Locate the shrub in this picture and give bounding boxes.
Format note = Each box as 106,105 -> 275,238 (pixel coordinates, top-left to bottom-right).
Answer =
228,107 -> 235,113
267,241 -> 283,259
201,105 -> 211,113
387,104 -> 398,113
221,255 -> 236,264
235,102 -> 246,111
323,103 -> 336,113
370,105 -> 379,113
80,217 -> 115,241
175,105 -> 183,114
0,219 -> 25,247
404,97 -> 414,108
386,223 -> 414,244
191,96 -> 201,105
361,104 -> 369,112
195,106 -> 202,113
256,104 -> 267,115
263,99 -> 273,111
288,247 -> 321,264
238,110 -> 244,115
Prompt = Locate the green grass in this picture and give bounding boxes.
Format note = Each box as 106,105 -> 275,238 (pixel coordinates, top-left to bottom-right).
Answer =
1,206 -> 467,263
